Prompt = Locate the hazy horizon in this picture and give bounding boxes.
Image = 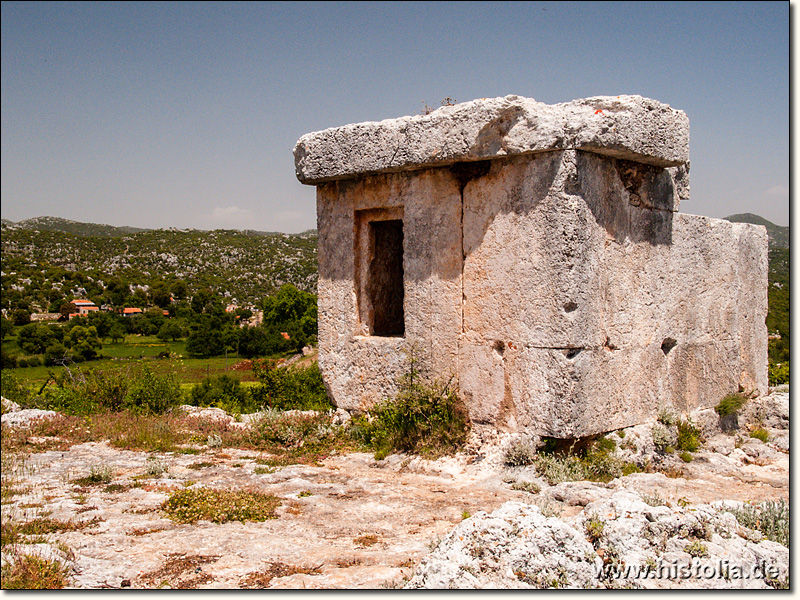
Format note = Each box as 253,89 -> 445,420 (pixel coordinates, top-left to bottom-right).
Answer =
0,209 -> 790,235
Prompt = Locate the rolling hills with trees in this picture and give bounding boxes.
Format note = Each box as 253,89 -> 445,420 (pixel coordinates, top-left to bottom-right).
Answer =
1,218 -> 317,310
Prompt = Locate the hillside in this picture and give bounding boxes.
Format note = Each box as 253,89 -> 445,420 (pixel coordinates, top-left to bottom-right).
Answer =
1,219 -> 317,306
724,213 -> 789,249
4,216 -> 149,238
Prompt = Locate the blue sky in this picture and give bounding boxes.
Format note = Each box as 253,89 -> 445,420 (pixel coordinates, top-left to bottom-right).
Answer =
1,1 -> 789,231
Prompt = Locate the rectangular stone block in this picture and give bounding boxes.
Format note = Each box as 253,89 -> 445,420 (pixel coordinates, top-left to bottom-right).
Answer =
299,95 -> 766,439
296,95 -> 689,184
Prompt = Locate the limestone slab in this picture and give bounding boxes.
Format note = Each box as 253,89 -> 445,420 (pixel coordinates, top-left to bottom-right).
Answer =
295,95 -> 689,184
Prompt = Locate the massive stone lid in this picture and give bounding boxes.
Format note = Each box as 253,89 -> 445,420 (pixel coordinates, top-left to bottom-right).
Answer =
294,95 -> 689,185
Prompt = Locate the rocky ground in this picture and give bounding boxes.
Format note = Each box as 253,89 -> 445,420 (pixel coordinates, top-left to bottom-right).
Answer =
1,388 -> 789,589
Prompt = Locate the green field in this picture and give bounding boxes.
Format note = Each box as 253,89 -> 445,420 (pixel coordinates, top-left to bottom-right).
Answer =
2,335 -> 263,388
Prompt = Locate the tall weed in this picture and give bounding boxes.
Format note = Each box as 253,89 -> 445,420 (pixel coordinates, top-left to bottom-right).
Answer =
356,358 -> 470,460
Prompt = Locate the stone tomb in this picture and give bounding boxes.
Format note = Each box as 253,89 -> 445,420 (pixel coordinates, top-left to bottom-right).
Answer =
294,95 -> 767,439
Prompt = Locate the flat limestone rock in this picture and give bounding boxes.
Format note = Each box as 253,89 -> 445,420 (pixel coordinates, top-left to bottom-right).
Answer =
294,95 -> 689,184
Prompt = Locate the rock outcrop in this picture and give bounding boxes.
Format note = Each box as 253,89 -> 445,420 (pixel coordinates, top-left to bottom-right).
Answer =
407,491 -> 788,589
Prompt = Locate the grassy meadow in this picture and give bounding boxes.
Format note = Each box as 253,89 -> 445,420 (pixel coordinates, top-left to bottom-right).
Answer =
2,334 -> 261,389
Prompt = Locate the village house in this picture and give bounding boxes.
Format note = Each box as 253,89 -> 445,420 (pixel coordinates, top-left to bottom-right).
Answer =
68,299 -> 100,320
294,95 -> 767,439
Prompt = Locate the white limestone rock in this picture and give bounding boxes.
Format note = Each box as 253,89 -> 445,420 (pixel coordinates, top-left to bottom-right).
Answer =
1,408 -> 59,428
295,95 -> 689,184
407,491 -> 788,589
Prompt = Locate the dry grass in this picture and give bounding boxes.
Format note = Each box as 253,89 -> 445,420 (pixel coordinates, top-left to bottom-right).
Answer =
138,553 -> 219,589
0,553 -> 72,589
353,533 -> 379,547
239,562 -> 321,589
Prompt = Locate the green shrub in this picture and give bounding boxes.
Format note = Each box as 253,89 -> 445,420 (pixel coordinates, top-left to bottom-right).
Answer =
640,491 -> 667,507
532,453 -> 587,485
676,419 -> 701,452
722,499 -> 789,546
532,436 -> 639,485
189,374 -> 255,414
584,516 -> 605,543
1,347 -> 18,369
504,437 -> 538,466
657,408 -> 678,427
251,361 -> 332,411
683,540 -> 708,558
356,363 -> 470,460
750,427 -> 769,443
123,367 -> 181,414
36,368 -> 130,415
651,422 -> 677,453
0,553 -> 71,589
250,410 -> 343,457
1,373 -> 34,408
715,393 -> 747,417
768,362 -> 789,386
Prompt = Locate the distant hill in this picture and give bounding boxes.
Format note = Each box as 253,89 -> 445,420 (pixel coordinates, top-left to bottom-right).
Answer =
3,216 -> 149,238
1,217 -> 291,239
1,218 -> 318,305
724,213 -> 789,249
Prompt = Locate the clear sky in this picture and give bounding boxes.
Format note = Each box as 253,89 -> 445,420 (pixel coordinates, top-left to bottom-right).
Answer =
1,1 -> 790,232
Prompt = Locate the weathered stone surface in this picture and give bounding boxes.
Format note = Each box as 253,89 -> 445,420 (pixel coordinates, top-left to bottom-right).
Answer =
300,95 -> 767,437
1,406 -> 59,427
407,491 -> 788,589
316,168 -> 462,411
295,95 -> 689,184
1,395 -> 788,589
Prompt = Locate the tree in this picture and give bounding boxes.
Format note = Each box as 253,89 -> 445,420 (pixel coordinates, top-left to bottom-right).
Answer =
262,284 -> 315,327
191,288 -> 223,316
150,282 -> 172,308
171,280 -> 189,300
0,317 -> 12,340
157,321 -> 184,342
88,311 -> 117,340
261,284 -> 318,352
186,315 -> 231,357
59,302 -> 77,321
65,325 -> 102,361
238,324 -> 291,358
105,279 -> 132,308
109,324 -> 126,344
44,342 -> 68,365
131,288 -> 149,308
11,309 -> 31,326
16,323 -> 56,355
